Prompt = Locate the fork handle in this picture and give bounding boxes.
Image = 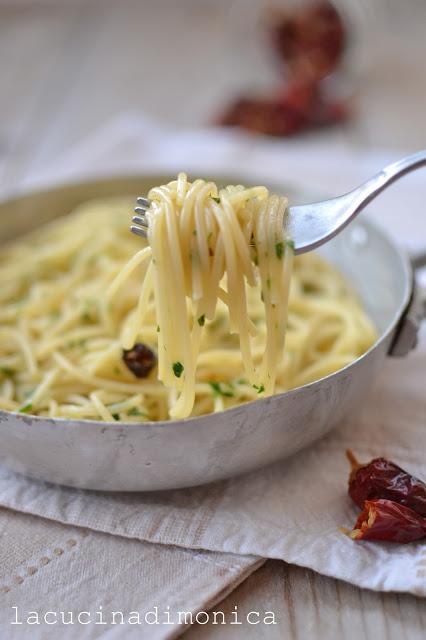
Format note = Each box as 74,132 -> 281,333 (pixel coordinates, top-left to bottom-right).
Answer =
353,149 -> 426,210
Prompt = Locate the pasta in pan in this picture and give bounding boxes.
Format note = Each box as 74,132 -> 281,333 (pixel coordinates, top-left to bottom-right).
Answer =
0,175 -> 377,421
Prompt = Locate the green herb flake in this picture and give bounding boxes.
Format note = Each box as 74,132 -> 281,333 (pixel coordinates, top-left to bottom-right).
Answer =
172,361 -> 184,378
197,314 -> 205,327
266,276 -> 271,290
253,384 -> 265,394
0,367 -> 14,377
19,403 -> 33,414
286,239 -> 295,251
67,338 -> 87,350
127,407 -> 147,417
209,382 -> 234,398
113,366 -> 121,375
156,325 -> 160,333
253,253 -> 259,266
237,378 -> 248,385
193,229 -> 197,236
211,196 -> 221,204
112,413 -> 120,421
275,241 -> 284,260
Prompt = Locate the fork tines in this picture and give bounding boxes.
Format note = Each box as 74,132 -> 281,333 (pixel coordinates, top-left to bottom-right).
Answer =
130,225 -> 148,238
136,197 -> 150,208
131,197 -> 152,238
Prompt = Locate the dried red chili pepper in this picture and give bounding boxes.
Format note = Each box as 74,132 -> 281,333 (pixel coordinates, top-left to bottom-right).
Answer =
270,1 -> 346,81
218,82 -> 348,137
122,343 -> 157,378
348,499 -> 426,543
217,1 -> 349,137
346,450 -> 426,517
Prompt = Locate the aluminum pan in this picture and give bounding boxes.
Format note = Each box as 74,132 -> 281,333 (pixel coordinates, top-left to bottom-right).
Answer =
0,175 -> 413,490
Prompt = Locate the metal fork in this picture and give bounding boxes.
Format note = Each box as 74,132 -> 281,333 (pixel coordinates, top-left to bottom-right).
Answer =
131,150 -> 426,254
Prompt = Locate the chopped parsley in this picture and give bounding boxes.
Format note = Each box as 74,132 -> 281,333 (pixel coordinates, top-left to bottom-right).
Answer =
286,239 -> 295,251
237,378 -> 248,385
197,314 -> 205,327
113,366 -> 121,375
156,325 -> 160,333
67,339 -> 87,350
266,276 -> 271,290
253,384 -> 265,394
112,413 -> 120,421
211,196 -> 221,204
172,361 -> 184,378
127,407 -> 147,417
275,241 -> 284,259
19,403 -> 33,414
81,298 -> 96,323
209,381 -> 234,398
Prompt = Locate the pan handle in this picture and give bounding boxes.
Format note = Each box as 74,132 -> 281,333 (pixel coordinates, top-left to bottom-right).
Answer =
412,251 -> 426,270
389,254 -> 426,357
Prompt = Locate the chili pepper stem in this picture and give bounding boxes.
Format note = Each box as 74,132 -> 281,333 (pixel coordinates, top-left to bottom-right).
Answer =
346,449 -> 360,470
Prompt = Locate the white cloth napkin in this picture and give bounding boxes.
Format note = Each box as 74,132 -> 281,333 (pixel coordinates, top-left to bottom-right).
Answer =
0,509 -> 262,639
1,114 -> 425,638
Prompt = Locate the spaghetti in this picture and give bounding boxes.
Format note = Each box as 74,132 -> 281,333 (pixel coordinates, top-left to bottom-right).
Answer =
0,175 -> 377,421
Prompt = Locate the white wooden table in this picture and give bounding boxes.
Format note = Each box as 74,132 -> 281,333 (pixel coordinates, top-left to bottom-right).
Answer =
1,2 -> 425,637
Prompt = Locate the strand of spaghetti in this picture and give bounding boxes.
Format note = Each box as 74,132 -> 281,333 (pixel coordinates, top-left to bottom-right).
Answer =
0,328 -> 37,375
122,261 -> 154,349
177,179 -> 205,285
149,211 -> 172,383
155,197 -> 186,387
0,378 -> 14,401
52,351 -> 167,395
212,199 -> 256,381
107,246 -> 151,298
195,182 -> 216,273
204,236 -> 224,320
30,369 -> 59,408
36,326 -> 108,358
220,190 -> 257,286
89,392 -> 115,421
86,342 -> 121,375
49,399 -> 58,418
